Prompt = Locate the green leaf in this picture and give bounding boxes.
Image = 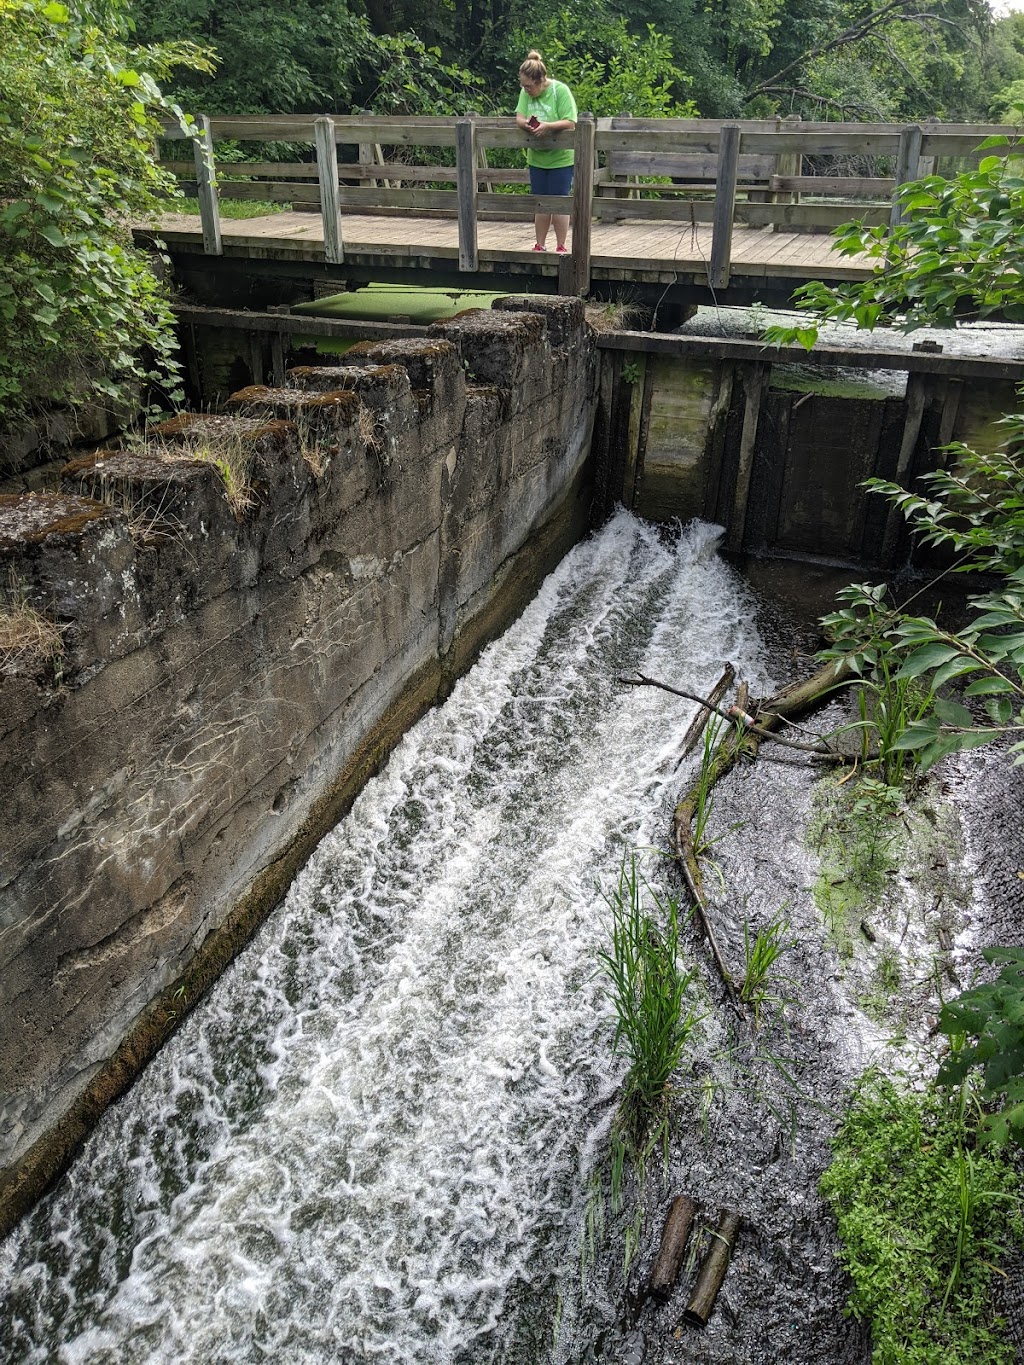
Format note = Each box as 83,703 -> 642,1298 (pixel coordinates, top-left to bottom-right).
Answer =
933,697 -> 973,728
964,676 -> 1018,696
897,643 -> 962,678
38,224 -> 66,248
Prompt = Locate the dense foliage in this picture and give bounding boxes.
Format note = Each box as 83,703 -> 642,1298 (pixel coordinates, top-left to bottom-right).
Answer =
938,947 -> 1024,1147
0,0 -> 206,423
821,1071 -> 1021,1364
766,141 -> 1024,348
126,0 -> 1024,124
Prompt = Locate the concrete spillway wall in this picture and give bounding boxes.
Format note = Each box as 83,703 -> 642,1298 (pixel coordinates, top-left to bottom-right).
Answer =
0,297 -> 596,1232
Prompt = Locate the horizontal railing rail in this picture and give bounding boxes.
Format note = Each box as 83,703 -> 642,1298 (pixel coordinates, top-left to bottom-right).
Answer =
156,113 -> 1018,292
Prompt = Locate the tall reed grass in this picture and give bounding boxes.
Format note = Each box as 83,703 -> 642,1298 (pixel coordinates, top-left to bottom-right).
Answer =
598,855 -> 700,1165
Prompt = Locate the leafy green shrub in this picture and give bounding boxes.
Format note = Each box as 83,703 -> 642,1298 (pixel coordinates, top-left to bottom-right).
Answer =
506,12 -> 696,119
764,140 -> 1024,348
822,1071 -> 1021,1364
938,947 -> 1024,1147
0,0 -> 207,423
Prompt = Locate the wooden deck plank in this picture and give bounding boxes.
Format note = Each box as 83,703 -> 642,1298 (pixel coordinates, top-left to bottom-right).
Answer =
149,209 -> 875,286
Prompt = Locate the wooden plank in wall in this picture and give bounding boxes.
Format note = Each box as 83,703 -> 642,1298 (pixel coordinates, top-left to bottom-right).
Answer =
726,361 -> 768,551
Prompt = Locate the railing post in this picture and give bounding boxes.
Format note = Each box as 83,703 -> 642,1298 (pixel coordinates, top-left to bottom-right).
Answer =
563,113 -> 595,296
709,124 -> 740,291
314,116 -> 344,265
192,114 -> 222,256
771,114 -> 801,231
468,111 -> 494,193
455,116 -> 478,272
891,124 -> 923,227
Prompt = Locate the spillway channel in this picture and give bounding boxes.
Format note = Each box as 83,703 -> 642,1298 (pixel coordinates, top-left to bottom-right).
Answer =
1,512 -> 774,1363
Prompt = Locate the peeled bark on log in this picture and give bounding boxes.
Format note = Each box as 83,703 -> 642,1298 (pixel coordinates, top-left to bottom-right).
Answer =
650,1194 -> 698,1301
679,664 -> 735,760
682,1209 -> 742,1327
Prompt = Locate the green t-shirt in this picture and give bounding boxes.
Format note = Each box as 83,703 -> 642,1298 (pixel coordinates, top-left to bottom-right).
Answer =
516,79 -> 577,168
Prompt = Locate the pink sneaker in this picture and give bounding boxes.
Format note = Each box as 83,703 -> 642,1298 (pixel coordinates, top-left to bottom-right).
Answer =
555,244 -> 569,253
532,242 -> 546,252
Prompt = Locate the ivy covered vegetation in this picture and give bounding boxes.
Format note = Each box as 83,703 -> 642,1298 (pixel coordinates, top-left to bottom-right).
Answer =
0,0 -> 211,423
823,1072 -> 1022,1365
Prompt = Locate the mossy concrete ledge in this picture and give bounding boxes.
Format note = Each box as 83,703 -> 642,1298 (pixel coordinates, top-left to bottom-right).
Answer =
0,295 -> 596,1238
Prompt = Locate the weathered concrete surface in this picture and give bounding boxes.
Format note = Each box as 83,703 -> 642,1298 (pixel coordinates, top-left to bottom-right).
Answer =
0,297 -> 596,1234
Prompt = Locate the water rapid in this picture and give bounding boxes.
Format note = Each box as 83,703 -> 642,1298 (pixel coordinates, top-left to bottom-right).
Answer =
0,512 -> 773,1364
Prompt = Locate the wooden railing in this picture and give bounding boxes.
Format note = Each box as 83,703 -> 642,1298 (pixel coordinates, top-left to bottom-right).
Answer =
159,114 -> 1014,292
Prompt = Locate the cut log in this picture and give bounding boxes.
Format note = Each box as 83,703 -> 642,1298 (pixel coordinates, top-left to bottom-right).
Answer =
650,1194 -> 698,1301
682,1209 -> 742,1327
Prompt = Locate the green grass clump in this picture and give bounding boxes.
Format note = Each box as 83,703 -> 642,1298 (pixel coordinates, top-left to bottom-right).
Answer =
598,856 -> 700,1164
821,1071 -> 1022,1364
162,196 -> 290,219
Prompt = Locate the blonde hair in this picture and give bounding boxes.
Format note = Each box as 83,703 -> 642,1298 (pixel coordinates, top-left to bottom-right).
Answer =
519,50 -> 547,84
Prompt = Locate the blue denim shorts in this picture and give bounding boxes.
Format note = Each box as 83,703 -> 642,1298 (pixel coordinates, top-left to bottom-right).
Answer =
529,164 -> 575,197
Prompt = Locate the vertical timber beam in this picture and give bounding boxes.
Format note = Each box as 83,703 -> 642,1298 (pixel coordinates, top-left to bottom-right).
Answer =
561,113 -> 595,296
771,114 -> 801,232
622,352 -> 648,508
726,359 -> 768,552
709,124 -> 740,291
890,124 -> 923,227
192,114 -> 222,257
455,116 -> 479,273
315,116 -> 344,265
880,371 -> 928,566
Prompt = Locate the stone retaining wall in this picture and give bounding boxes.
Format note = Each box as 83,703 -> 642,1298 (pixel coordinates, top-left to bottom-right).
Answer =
0,297 -> 596,1233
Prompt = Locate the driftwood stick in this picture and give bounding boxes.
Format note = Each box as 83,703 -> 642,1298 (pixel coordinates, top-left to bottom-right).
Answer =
650,1194 -> 698,1301
672,800 -> 743,1014
682,1209 -> 742,1327
621,673 -> 849,759
680,663 -> 736,759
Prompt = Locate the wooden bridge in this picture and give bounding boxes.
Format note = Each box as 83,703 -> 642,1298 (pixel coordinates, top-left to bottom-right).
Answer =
151,113 -> 1012,309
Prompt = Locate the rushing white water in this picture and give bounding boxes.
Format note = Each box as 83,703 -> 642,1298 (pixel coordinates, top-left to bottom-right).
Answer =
0,511 -> 770,1365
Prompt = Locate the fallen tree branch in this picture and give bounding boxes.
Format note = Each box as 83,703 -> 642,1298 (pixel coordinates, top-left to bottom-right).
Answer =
620,672 -> 851,759
650,1193 -> 699,1302
673,790 -> 743,1014
627,658 -> 861,1008
679,663 -> 735,761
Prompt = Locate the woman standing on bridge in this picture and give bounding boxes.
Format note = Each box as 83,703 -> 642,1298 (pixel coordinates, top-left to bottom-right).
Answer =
515,50 -> 577,254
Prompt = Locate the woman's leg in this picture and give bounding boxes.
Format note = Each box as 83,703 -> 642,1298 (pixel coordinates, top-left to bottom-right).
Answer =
529,167 -> 550,247
551,166 -> 574,248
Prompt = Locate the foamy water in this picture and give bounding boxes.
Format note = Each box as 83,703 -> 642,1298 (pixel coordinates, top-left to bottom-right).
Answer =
0,512 -> 770,1364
